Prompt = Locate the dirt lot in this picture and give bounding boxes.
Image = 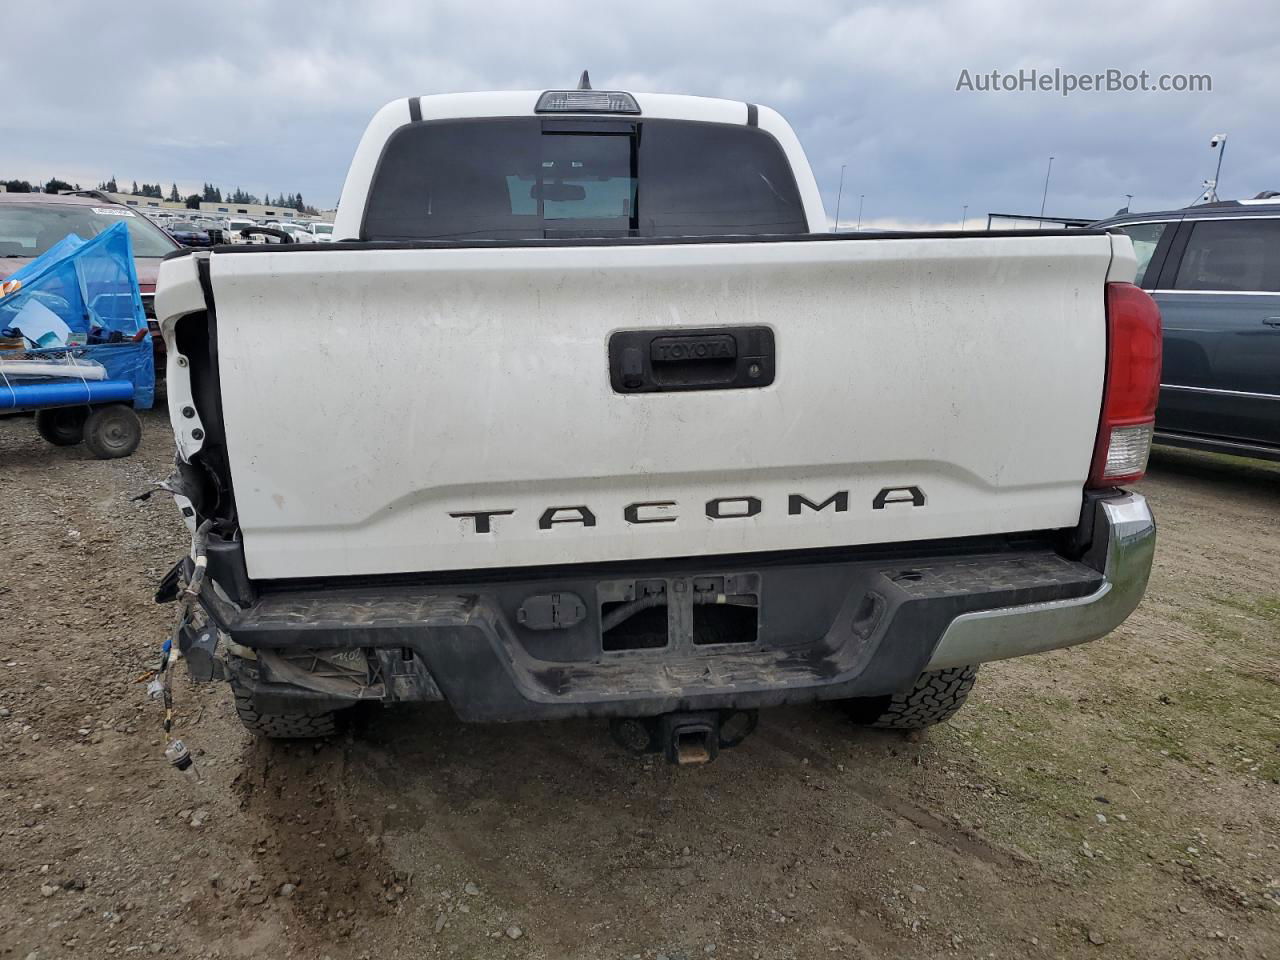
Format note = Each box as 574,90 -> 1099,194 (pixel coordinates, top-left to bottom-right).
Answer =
1,409 -> 1277,960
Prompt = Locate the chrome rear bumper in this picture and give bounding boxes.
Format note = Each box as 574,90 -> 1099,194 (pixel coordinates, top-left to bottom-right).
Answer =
926,492 -> 1155,670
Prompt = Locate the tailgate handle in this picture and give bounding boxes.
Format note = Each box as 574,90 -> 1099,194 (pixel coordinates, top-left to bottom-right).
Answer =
608,326 -> 775,393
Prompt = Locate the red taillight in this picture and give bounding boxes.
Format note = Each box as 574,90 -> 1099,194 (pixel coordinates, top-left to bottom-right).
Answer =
1088,282 -> 1162,488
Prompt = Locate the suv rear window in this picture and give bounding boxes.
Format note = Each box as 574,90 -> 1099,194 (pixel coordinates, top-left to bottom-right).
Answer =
1113,222 -> 1167,287
1173,218 -> 1280,292
362,117 -> 807,241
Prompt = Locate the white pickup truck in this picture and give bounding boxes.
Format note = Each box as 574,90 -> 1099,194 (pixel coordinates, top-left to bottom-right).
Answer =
154,85 -> 1159,763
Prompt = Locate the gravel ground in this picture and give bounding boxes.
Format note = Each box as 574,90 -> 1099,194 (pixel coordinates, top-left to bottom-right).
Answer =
1,409 -> 1277,959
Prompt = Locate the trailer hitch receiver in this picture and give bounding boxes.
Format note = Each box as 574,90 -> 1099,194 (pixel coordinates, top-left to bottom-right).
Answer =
610,709 -> 758,765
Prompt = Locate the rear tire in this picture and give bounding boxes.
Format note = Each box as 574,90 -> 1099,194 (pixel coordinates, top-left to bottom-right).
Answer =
231,680 -> 337,739
83,404 -> 141,459
847,665 -> 978,730
35,406 -> 88,446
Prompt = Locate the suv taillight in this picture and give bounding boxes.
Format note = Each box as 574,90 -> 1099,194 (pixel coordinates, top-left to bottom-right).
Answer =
1088,282 -> 1162,488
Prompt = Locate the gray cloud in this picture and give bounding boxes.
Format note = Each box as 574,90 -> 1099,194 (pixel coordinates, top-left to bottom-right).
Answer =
4,0 -> 1274,222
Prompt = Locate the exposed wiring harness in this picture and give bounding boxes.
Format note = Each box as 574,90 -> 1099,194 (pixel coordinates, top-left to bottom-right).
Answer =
149,519 -> 213,739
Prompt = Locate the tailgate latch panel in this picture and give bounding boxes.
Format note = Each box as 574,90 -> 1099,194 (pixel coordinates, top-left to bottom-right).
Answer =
608,325 -> 775,393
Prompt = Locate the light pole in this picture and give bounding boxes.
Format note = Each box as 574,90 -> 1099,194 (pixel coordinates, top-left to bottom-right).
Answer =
856,194 -> 864,231
961,204 -> 968,230
1038,156 -> 1054,228
833,163 -> 846,233
1206,134 -> 1228,202
1124,194 -> 1133,213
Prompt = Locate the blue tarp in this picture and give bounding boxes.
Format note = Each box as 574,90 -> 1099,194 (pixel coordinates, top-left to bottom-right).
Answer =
0,221 -> 154,410
1,233 -> 85,287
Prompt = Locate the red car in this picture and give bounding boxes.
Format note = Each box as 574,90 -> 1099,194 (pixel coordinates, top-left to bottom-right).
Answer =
0,191 -> 181,365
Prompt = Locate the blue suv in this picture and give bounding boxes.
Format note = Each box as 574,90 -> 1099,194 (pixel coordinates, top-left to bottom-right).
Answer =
1093,199 -> 1280,461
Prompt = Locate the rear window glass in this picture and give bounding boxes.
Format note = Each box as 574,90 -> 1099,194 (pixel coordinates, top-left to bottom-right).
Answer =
1114,222 -> 1167,287
1173,218 -> 1280,292
362,117 -> 807,241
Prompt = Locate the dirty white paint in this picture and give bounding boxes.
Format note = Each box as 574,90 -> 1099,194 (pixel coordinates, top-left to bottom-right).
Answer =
192,233 -> 1119,579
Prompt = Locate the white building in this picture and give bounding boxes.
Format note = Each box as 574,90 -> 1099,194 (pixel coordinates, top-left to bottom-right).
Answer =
103,192 -> 310,221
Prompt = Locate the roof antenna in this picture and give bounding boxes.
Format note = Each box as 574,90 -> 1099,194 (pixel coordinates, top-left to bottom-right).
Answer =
577,70 -> 592,90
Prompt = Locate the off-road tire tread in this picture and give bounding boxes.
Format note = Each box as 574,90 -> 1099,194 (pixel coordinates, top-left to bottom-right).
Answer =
232,686 -> 336,739
867,665 -> 978,729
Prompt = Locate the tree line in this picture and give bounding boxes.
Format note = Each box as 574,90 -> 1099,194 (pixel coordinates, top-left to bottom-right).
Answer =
0,175 -> 320,215
99,177 -> 318,215
3,178 -> 81,194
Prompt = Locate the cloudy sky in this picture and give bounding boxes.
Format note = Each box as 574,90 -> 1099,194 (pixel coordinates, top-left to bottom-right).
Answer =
6,0 -> 1275,227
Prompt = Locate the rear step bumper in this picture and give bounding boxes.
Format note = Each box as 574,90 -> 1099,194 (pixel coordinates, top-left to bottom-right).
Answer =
925,494 -> 1155,670
204,494 -> 1153,722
